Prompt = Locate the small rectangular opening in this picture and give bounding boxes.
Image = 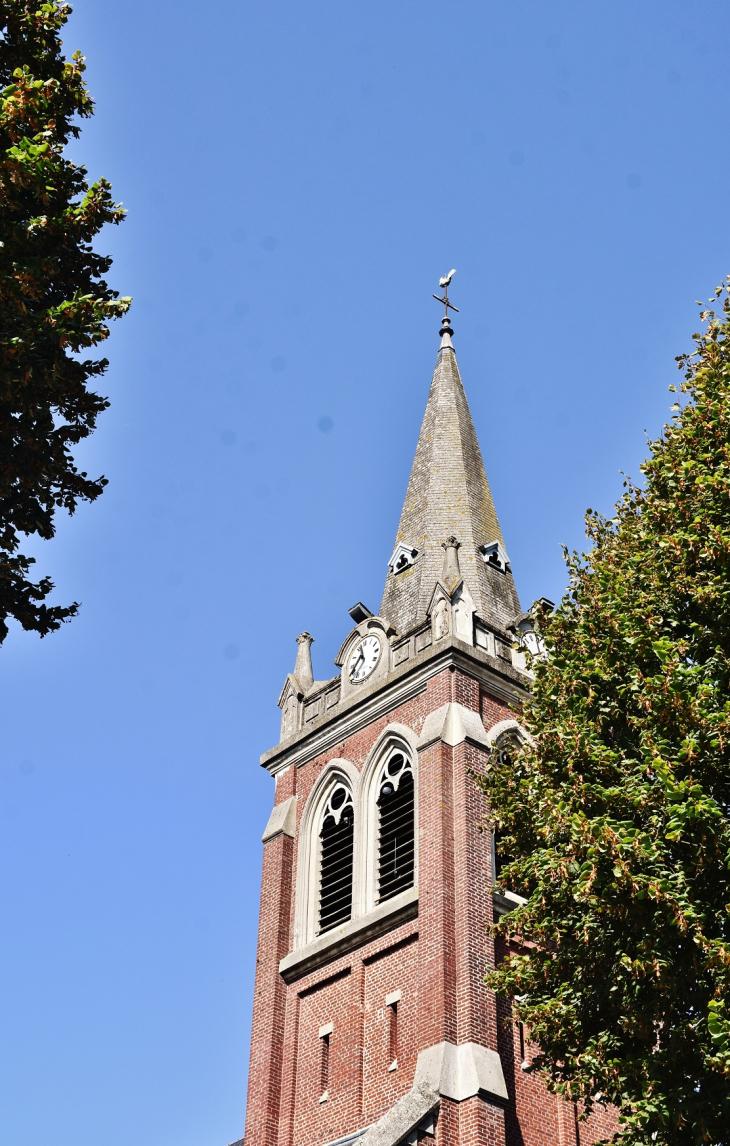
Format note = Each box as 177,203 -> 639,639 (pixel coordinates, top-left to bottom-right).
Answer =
385,991 -> 401,1070
388,1002 -> 398,1067
318,1022 -> 332,1100
518,1021 -> 529,1071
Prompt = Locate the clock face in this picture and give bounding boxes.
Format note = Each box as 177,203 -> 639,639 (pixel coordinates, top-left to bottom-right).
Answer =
348,635 -> 381,682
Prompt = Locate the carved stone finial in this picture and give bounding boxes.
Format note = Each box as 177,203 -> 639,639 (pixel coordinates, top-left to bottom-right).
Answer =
294,631 -> 314,691
441,536 -> 461,587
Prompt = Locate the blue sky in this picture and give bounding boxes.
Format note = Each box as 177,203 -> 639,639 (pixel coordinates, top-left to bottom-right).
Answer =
2,2 -> 729,1145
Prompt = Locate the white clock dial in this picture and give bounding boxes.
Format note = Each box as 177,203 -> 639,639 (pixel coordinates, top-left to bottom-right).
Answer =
348,635 -> 381,682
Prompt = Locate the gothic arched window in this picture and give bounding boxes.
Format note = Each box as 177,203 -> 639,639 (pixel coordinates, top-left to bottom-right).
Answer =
318,783 -> 354,934
377,752 -> 415,903
489,726 -> 524,887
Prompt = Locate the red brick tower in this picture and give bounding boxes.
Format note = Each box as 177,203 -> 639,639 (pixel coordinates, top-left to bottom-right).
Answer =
243,291 -> 614,1146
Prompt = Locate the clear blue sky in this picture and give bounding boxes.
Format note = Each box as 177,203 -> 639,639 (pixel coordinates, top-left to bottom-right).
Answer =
2,2 -> 728,1144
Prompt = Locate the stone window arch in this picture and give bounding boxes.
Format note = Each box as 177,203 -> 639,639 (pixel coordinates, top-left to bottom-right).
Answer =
485,718 -> 530,756
358,726 -> 419,915
294,761 -> 360,948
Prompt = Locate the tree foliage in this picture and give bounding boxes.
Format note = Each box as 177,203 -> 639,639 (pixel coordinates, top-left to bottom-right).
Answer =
0,0 -> 129,642
483,282 -> 730,1145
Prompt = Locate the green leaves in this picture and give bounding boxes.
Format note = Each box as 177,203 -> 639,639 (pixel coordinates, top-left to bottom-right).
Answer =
0,0 -> 129,641
481,279 -> 730,1145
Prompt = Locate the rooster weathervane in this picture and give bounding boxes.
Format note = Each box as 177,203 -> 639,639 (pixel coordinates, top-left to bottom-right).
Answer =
433,269 -> 459,320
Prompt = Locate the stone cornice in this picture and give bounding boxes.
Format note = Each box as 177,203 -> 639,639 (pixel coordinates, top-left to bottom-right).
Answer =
260,636 -> 530,775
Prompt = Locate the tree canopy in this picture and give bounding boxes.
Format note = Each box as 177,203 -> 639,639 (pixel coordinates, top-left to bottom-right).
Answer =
0,0 -> 129,643
484,281 -> 730,1145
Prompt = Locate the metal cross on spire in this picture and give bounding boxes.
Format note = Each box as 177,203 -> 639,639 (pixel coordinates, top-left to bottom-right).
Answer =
432,269 -> 459,320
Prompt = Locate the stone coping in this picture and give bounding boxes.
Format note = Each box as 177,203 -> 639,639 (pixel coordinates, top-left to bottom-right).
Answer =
492,889 -> 527,917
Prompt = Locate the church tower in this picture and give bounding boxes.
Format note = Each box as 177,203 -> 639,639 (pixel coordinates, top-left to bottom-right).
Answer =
243,284 -> 614,1146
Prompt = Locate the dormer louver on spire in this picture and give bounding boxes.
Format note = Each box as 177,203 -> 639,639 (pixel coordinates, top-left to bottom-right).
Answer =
379,316 -> 521,636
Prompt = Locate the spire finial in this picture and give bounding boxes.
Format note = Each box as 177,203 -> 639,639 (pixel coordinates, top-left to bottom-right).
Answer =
441,535 -> 462,587
433,269 -> 459,349
294,631 -> 314,691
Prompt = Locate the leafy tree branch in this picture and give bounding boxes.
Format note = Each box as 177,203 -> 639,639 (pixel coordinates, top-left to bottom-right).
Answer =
482,280 -> 730,1145
0,0 -> 130,642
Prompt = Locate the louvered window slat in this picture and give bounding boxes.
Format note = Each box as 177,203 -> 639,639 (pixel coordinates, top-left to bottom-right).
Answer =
377,767 -> 415,902
318,802 -> 354,934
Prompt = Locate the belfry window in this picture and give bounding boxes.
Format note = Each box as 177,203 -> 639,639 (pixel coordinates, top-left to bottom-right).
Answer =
491,732 -> 521,888
495,733 -> 516,769
318,784 -> 354,934
377,752 -> 415,902
492,826 -> 513,883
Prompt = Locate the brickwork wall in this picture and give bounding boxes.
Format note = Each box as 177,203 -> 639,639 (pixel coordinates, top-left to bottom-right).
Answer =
577,1102 -> 620,1145
417,735 -> 457,1049
496,943 -> 619,1146
274,917 -> 420,1146
245,665 -> 618,1146
456,1095 -> 506,1146
245,830 -> 294,1146
454,739 -> 497,1048
296,968 -> 359,1142
362,935 -> 419,1124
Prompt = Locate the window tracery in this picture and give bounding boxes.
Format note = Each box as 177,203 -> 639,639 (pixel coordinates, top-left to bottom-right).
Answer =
293,729 -> 419,953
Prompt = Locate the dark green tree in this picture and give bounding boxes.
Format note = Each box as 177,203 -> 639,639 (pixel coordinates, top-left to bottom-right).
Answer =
483,281 -> 730,1145
0,0 -> 129,642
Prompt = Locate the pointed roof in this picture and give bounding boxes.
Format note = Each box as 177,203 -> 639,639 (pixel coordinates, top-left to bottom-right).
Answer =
379,332 -> 521,635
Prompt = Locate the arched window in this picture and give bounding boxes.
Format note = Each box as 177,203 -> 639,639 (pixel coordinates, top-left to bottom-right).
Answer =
487,724 -> 526,891
376,752 -> 415,903
318,783 -> 354,934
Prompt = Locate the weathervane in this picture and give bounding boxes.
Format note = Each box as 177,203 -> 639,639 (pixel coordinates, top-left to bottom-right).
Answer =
433,269 -> 458,320
433,269 -> 458,341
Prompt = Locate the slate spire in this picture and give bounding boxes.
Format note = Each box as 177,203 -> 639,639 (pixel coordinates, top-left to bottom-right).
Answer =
379,308 -> 521,635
